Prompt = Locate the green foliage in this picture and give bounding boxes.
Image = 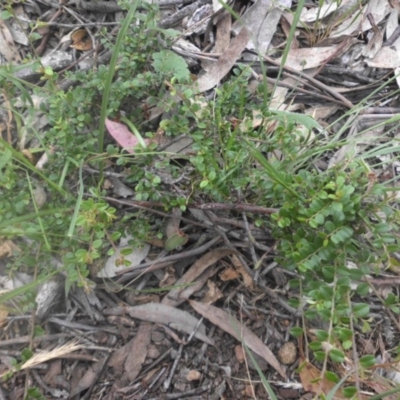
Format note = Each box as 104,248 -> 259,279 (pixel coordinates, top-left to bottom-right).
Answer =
152,50 -> 190,82
1,1 -> 400,394
0,1 -> 190,293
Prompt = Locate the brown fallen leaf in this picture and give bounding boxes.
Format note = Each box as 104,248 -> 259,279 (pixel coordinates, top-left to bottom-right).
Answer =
219,267 -> 240,281
276,45 -> 342,71
194,27 -> 250,93
162,248 -> 237,307
70,358 -> 107,397
189,300 -> 286,379
214,12 -> 231,53
186,369 -> 202,381
298,358 -> 369,399
235,344 -> 245,363
0,239 -> 20,259
104,303 -> 215,346
202,280 -> 223,304
0,19 -> 21,63
231,254 -> 254,288
159,265 -> 176,288
124,322 -> 152,381
109,339 -> 134,373
70,28 -> 92,51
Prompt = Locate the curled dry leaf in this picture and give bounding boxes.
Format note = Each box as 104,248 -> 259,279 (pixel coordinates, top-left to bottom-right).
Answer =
189,300 -> 286,379
202,280 -> 223,304
219,268 -> 240,281
231,254 -> 253,288
0,239 -> 20,259
186,370 -> 202,382
70,29 -> 92,51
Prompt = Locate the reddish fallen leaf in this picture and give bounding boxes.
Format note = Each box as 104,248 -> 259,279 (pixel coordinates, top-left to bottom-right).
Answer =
105,118 -> 150,153
189,300 -> 287,379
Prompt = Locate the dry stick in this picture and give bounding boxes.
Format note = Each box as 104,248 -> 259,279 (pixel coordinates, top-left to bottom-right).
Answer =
35,8 -> 63,56
163,317 -> 205,390
78,0 -> 122,13
116,236 -> 221,282
242,210 -> 258,268
32,370 -> 59,398
103,196 -> 277,219
47,317 -> 119,334
312,37 -> 356,78
203,210 -> 257,281
383,25 -> 400,46
0,333 -> 69,347
173,45 -> 348,106
364,275 -> 400,333
81,353 -> 112,400
158,0 -> 211,28
134,349 -> 172,384
264,74 -> 349,107
144,367 -> 167,395
323,65 -> 376,84
146,386 -> 211,400
103,196 -> 211,229
263,55 -> 355,109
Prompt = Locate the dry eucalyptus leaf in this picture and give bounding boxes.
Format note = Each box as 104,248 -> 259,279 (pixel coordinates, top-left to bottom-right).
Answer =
105,303 -> 215,346
276,45 -> 342,71
0,19 -> 21,63
124,322 -> 152,381
189,300 -> 286,378
194,27 -> 249,93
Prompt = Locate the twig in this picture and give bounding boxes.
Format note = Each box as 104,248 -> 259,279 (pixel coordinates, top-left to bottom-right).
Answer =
159,0 -> 211,28
163,317 -> 205,390
103,196 -> 279,216
81,353 -> 112,400
263,54 -> 355,109
0,333 -> 69,347
115,236 -> 221,282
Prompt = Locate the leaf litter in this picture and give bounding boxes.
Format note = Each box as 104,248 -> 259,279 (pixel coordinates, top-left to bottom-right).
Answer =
3,0 -> 400,398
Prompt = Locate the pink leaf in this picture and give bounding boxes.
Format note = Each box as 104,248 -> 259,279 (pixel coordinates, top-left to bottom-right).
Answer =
105,118 -> 149,153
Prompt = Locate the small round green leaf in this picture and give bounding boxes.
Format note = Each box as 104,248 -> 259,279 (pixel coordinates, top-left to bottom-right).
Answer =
359,355 -> 376,368
352,303 -> 369,318
290,327 -> 303,337
329,349 -> 345,363
164,232 -> 189,251
342,387 -> 357,398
